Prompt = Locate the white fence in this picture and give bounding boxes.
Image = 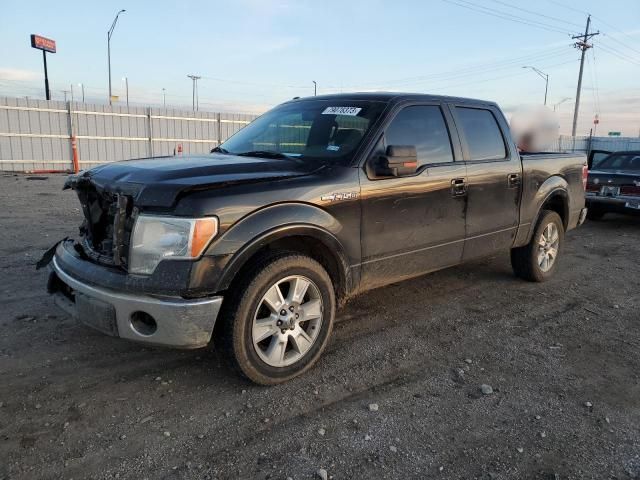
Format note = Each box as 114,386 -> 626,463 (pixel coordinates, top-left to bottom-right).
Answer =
0,96 -> 258,172
551,134 -> 640,153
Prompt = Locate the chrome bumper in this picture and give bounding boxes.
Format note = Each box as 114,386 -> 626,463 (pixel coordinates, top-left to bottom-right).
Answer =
50,256 -> 222,348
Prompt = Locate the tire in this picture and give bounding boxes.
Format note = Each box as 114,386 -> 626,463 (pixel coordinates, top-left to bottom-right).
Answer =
511,210 -> 564,282
216,253 -> 336,385
586,207 -> 606,221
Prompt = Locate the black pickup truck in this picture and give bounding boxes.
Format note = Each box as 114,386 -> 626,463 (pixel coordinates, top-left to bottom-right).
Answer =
44,93 -> 587,384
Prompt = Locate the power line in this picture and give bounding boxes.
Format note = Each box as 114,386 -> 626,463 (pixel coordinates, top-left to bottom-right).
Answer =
600,32 -> 640,56
543,0 -> 587,16
440,0 -> 571,34
590,48 -> 601,115
585,52 -> 599,116
424,58 -> 579,94
596,43 -> 640,68
341,46 -> 572,89
380,52 -> 574,89
544,0 -> 640,55
487,0 -> 583,28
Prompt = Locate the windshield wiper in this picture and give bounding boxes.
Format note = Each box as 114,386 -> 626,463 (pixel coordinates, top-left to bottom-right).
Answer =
211,146 -> 229,154
235,150 -> 293,160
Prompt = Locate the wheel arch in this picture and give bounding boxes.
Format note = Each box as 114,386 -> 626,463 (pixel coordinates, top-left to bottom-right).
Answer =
518,176 -> 570,246
205,203 -> 355,304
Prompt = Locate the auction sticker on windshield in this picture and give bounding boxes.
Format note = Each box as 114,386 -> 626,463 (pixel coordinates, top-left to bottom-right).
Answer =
322,106 -> 362,116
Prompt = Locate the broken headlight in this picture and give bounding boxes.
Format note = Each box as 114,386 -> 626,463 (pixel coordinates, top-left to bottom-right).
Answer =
128,215 -> 218,275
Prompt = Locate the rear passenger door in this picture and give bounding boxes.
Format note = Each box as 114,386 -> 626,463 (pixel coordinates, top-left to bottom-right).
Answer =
450,105 -> 521,260
359,103 -> 467,290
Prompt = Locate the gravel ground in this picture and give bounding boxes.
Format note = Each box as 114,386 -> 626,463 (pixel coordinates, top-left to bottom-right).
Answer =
1,173 -> 639,480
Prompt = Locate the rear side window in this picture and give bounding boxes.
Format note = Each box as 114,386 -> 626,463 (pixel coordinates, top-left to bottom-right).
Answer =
385,106 -> 454,166
455,107 -> 507,161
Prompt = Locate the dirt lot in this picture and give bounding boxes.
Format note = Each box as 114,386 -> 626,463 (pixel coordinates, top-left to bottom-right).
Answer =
1,173 -> 639,480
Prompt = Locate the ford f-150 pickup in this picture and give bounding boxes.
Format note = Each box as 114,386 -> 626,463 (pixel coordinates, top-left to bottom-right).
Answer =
43,93 -> 588,384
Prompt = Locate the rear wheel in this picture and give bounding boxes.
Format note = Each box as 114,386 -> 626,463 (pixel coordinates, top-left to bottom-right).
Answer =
511,210 -> 564,282
217,253 -> 335,385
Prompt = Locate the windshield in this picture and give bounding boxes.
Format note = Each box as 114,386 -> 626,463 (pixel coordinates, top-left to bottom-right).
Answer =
596,153 -> 640,171
218,100 -> 387,165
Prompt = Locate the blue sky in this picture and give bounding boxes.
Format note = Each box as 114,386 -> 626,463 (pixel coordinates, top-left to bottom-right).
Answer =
1,0 -> 639,134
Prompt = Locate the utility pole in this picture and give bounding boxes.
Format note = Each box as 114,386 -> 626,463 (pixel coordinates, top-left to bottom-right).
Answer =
107,9 -> 126,105
62,90 -> 69,102
187,75 -> 201,111
78,83 -> 85,102
571,15 -> 599,137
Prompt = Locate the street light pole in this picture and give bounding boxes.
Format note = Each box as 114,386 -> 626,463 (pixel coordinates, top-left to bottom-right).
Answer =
522,66 -> 549,106
312,80 -> 317,96
162,88 -> 166,108
107,9 -> 126,105
553,97 -> 572,112
78,83 -> 85,102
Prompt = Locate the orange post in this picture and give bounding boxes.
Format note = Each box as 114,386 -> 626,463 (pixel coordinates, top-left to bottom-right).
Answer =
71,135 -> 80,173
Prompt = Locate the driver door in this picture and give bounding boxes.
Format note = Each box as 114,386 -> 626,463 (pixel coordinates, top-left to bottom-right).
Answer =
359,103 -> 467,290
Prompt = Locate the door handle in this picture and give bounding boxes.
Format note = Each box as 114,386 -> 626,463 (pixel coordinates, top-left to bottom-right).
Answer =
508,173 -> 521,188
451,178 -> 467,197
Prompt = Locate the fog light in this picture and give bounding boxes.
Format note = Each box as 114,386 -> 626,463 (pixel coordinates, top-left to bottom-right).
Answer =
130,311 -> 157,336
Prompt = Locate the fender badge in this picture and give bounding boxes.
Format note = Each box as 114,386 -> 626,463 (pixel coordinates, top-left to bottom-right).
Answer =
321,192 -> 359,202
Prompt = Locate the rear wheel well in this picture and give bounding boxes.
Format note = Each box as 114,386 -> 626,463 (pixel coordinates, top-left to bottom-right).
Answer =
224,235 -> 347,305
540,193 -> 568,230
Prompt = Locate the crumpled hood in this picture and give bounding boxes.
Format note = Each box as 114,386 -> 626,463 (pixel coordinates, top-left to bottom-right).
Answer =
65,153 -> 320,207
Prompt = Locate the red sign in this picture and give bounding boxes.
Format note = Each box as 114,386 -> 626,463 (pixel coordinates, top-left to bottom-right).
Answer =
30,34 -> 56,53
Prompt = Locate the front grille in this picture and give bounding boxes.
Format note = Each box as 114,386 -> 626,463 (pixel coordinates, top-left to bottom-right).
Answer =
75,187 -> 135,268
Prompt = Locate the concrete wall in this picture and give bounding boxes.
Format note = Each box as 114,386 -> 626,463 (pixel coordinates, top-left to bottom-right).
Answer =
0,96 -> 258,172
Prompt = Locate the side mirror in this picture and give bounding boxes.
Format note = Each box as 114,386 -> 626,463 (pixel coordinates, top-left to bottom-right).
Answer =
376,145 -> 418,177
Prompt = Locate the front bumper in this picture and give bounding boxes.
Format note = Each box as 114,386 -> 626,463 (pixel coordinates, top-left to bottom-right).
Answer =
49,253 -> 223,349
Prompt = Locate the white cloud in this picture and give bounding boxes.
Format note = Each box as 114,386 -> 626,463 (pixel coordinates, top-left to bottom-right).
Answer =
0,68 -> 40,82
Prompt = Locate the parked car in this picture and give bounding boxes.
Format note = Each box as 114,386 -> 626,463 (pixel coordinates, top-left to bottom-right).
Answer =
588,149 -> 612,170
586,150 -> 640,220
41,93 -> 587,384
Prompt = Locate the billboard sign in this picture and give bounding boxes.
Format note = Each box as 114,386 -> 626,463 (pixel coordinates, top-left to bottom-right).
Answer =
30,34 -> 56,53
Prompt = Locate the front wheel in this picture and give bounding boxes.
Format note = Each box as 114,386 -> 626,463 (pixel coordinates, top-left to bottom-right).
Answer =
217,253 -> 336,385
511,210 -> 564,282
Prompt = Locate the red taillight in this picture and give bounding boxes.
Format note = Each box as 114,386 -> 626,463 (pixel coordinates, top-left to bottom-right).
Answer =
586,184 -> 600,192
621,185 -> 640,196
582,165 -> 588,190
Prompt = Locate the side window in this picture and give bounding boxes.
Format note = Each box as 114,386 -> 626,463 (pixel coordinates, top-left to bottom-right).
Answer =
455,107 -> 507,161
385,106 -> 454,166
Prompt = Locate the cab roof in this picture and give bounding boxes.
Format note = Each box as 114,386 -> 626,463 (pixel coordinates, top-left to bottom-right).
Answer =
285,91 -> 498,108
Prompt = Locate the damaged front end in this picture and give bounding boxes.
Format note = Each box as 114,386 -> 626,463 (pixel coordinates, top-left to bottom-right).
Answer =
64,172 -> 138,269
